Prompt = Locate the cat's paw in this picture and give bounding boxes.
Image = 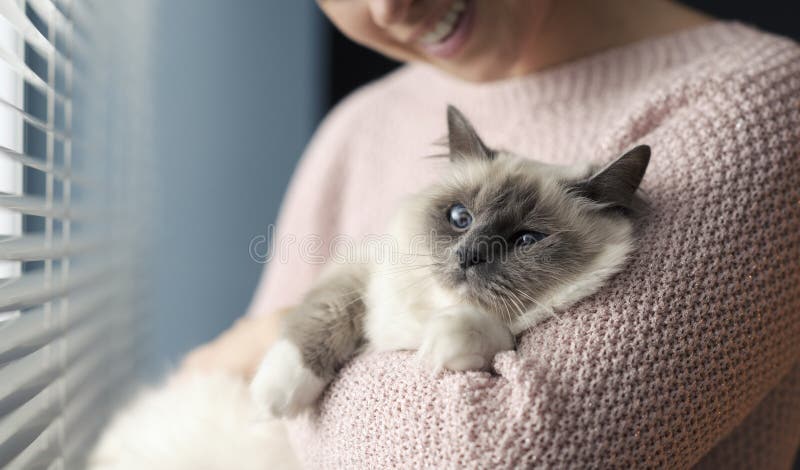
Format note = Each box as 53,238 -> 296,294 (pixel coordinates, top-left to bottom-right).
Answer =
250,339 -> 327,418
417,305 -> 514,373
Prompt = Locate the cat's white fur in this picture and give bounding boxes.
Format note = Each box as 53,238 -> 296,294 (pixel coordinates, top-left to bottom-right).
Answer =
250,339 -> 327,418
417,305 -> 515,371
90,373 -> 299,470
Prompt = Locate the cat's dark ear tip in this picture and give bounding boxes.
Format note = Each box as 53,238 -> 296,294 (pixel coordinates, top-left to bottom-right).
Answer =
622,144 -> 651,175
446,104 -> 464,121
628,144 -> 651,161
445,105 -> 494,162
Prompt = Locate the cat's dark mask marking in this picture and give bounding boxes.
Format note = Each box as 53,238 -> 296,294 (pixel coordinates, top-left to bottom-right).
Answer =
424,106 -> 651,325
447,105 -> 496,162
570,145 -> 651,214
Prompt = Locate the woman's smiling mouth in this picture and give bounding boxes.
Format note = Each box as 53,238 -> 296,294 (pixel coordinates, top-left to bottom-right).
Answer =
416,0 -> 475,58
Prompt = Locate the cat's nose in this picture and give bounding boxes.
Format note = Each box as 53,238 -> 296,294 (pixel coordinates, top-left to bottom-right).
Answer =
457,247 -> 486,270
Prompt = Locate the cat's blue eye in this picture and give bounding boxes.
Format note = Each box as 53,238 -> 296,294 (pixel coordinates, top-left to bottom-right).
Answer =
514,231 -> 548,247
448,204 -> 472,230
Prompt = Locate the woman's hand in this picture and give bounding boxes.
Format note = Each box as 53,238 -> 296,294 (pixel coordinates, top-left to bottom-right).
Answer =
178,307 -> 294,380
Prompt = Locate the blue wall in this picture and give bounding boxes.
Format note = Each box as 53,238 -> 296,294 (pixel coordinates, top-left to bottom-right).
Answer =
150,1 -> 324,367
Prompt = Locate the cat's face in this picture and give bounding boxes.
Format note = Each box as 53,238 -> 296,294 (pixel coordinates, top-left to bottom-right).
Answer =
410,106 -> 650,325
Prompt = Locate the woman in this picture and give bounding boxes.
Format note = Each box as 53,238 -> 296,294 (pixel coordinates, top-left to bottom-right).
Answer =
184,0 -> 800,467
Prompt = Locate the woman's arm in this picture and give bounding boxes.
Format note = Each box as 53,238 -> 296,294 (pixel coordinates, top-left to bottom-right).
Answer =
179,306 -> 292,379
285,49 -> 800,468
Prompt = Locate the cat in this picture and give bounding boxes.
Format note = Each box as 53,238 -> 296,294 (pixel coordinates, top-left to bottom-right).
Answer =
251,105 -> 650,418
90,373 -> 300,470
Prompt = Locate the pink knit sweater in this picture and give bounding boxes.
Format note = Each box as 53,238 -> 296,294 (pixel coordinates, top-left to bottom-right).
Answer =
249,21 -> 800,468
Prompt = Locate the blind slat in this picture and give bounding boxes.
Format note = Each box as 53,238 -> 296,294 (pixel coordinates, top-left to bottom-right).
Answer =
0,97 -> 71,140
0,145 -> 70,181
63,309 -> 117,365
26,0 -> 70,30
0,44 -> 70,104
0,237 -> 71,261
63,346 -> 139,462
0,2 -> 56,59
0,195 -> 102,220
0,195 -> 68,218
0,266 -> 108,311
0,308 -> 118,424
0,344 -> 58,417
0,306 -> 55,364
0,287 -> 113,363
4,416 -> 60,470
0,381 -> 59,445
0,143 -> 95,189
0,383 -> 59,468
0,272 -> 68,311
0,234 -> 101,261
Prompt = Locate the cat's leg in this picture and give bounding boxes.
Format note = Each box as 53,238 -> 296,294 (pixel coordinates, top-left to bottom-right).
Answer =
418,305 -> 514,372
250,263 -> 368,418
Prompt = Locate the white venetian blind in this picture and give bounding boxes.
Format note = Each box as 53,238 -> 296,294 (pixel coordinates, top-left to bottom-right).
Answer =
0,0 -> 153,468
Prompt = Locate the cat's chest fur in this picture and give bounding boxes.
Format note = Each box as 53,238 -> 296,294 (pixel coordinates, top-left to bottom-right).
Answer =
363,259 -> 459,352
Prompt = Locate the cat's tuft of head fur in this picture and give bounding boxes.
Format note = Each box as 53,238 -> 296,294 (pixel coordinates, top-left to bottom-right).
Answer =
399,106 -> 650,333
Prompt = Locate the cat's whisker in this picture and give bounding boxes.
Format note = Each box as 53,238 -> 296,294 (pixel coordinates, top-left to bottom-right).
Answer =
380,265 -> 433,274
379,261 -> 437,270
495,295 -> 519,349
503,286 -> 563,331
486,297 -> 517,349
384,250 -> 433,257
514,289 -> 542,309
331,297 -> 365,315
380,261 -> 437,268
504,287 -> 525,313
393,278 -> 436,300
498,296 -> 512,327
391,271 -> 437,295
500,289 -> 521,318
507,290 -> 527,319
379,265 -> 438,278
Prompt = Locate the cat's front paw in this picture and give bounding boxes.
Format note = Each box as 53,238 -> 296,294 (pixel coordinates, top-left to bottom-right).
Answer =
250,339 -> 327,418
417,305 -> 514,373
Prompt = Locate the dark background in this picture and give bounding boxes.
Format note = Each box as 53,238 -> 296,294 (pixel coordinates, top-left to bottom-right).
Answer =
320,1 -> 800,466
325,1 -> 800,109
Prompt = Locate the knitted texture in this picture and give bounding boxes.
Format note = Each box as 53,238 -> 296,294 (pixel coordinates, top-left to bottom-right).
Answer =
248,22 -> 800,468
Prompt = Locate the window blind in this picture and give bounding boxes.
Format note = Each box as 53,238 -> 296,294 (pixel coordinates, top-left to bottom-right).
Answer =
0,1 -> 153,468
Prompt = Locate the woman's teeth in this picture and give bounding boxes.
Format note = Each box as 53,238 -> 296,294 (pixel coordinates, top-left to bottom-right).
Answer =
419,0 -> 466,45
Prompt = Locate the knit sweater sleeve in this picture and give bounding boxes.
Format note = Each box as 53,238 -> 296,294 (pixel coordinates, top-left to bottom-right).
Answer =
287,40 -> 800,468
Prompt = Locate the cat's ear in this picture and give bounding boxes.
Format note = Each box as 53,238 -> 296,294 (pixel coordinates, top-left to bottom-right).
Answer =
574,145 -> 651,211
447,105 -> 494,162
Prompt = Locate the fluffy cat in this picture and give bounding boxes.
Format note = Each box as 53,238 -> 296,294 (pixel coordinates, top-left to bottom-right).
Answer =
251,106 -> 650,417
90,373 -> 300,470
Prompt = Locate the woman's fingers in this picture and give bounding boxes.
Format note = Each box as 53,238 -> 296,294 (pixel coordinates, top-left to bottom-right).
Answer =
177,306 -> 295,380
